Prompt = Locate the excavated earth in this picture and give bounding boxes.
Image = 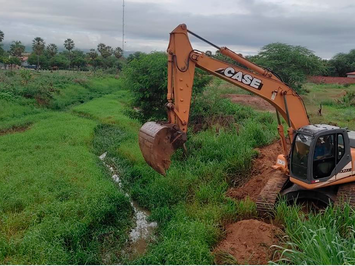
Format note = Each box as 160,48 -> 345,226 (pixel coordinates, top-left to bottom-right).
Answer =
215,141 -> 284,264
227,141 -> 283,201
214,219 -> 284,265
223,94 -> 275,112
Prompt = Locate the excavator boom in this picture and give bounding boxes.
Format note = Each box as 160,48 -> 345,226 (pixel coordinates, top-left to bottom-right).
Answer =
139,24 -> 310,175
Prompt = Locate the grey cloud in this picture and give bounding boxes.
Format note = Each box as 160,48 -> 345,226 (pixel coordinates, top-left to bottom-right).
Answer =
0,0 -> 354,58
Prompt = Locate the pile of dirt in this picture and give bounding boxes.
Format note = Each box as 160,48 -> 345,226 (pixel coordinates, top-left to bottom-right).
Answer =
223,94 -> 275,112
214,219 -> 284,264
227,141 -> 283,201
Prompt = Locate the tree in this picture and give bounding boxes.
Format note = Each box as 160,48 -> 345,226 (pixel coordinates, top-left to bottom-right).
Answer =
64,38 -> 75,69
249,43 -> 324,92
0,30 -> 4,56
121,52 -> 211,121
32,37 -> 45,70
97,43 -> 113,58
97,43 -> 106,56
127,51 -> 144,63
114,47 -> 123,59
27,53 -> 50,69
87,49 -> 98,61
71,50 -> 87,69
9,41 -> 25,58
47,43 -> 58,58
328,50 -> 355,77
49,54 -> 69,69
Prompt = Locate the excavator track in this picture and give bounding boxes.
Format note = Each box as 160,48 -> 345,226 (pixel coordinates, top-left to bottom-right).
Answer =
256,172 -> 288,217
335,182 -> 355,208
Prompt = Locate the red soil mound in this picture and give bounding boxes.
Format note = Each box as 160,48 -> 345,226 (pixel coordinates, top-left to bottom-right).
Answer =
223,94 -> 275,112
308,76 -> 355,85
214,219 -> 284,264
227,141 -> 283,201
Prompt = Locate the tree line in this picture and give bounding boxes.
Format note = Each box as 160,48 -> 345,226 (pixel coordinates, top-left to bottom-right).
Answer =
0,28 -> 354,77
0,30 -> 123,71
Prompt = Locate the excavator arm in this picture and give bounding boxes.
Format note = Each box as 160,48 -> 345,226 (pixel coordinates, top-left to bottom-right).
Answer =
139,24 -> 310,175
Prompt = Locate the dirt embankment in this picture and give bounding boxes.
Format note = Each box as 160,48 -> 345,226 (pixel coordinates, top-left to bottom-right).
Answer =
227,141 -> 283,201
214,219 -> 284,264
214,141 -> 284,264
223,94 -> 275,112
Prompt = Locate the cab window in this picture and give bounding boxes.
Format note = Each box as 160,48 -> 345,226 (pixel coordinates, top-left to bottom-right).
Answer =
337,134 -> 345,162
313,134 -> 335,179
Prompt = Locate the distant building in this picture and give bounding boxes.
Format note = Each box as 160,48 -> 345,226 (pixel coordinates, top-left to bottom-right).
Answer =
346,71 -> 355,78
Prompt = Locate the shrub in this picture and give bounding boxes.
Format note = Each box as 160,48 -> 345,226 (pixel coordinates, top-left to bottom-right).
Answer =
120,52 -> 212,122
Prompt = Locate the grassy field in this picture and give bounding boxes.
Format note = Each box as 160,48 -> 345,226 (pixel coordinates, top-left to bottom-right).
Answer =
72,84 -> 279,264
1,70 -> 355,264
0,71 -> 133,264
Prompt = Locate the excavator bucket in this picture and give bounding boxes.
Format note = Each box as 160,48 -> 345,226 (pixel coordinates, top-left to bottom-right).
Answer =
139,122 -> 186,175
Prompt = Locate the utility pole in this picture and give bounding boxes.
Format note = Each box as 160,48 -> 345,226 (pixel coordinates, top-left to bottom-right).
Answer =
122,0 -> 125,53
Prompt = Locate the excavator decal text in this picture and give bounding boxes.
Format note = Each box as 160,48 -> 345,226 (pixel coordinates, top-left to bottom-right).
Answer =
216,67 -> 263,90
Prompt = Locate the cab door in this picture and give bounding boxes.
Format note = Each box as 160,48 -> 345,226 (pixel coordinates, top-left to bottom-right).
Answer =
335,133 -> 352,180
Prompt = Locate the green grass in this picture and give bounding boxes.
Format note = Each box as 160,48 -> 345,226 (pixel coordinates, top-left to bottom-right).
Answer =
302,83 -> 355,129
3,69 -> 355,265
74,85 -> 278,264
0,72 -> 133,264
0,112 -> 133,264
274,202 -> 355,265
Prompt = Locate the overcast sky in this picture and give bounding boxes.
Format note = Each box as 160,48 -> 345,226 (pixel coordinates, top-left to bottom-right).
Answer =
0,0 -> 354,58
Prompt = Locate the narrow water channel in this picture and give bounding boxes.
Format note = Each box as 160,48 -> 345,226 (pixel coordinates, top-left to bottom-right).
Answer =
99,152 -> 157,259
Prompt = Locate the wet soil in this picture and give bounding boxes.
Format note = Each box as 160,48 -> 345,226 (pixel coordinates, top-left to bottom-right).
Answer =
214,219 -> 284,265
99,152 -> 157,260
223,94 -> 275,112
227,141 -> 283,201
0,124 -> 31,136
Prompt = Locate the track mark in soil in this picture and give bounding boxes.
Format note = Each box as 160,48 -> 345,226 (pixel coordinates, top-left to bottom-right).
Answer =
0,124 -> 32,136
227,141 -> 283,201
223,94 -> 275,112
214,219 -> 284,265
99,152 -> 157,260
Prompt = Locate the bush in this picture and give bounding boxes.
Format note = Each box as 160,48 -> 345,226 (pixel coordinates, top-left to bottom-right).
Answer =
120,52 -> 212,122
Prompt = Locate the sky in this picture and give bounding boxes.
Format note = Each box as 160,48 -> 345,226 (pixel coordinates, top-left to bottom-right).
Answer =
0,0 -> 354,58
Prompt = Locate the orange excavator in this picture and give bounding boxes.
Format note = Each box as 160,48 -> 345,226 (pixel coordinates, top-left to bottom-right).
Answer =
138,24 -> 355,214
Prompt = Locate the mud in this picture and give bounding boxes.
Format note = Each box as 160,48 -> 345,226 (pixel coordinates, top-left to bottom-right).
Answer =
214,219 -> 284,265
223,94 -> 275,112
227,141 -> 283,201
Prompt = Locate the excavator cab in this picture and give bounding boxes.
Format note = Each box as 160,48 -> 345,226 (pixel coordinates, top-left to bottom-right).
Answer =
290,124 -> 352,187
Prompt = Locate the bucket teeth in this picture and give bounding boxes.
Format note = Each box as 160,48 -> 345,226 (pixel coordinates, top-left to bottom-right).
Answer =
138,122 -> 186,175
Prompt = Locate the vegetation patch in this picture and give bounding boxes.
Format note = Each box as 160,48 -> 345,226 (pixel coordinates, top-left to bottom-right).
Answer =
74,84 -> 278,264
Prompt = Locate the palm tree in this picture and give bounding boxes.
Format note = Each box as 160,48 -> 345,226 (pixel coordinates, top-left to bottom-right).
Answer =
47,43 -> 58,58
0,30 -> 4,43
114,47 -> 123,59
32,37 -> 45,70
10,41 -> 25,57
102,46 -> 113,58
87,49 -> 98,61
97,43 -> 106,57
64,38 -> 75,69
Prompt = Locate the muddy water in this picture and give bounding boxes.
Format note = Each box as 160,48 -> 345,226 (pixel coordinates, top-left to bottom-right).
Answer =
99,152 -> 157,259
